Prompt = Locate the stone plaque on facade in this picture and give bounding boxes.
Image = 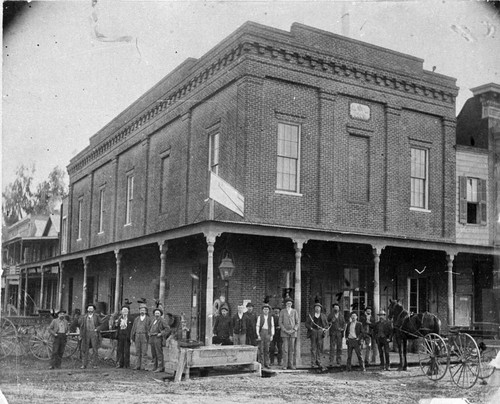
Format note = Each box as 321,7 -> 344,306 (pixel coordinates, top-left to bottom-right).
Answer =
350,102 -> 371,121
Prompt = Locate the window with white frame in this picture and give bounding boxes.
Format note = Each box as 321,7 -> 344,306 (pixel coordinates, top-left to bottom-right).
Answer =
410,147 -> 428,209
98,188 -> 105,233
77,198 -> 83,240
125,174 -> 134,225
209,132 -> 219,175
160,153 -> 170,213
408,277 -> 428,313
276,122 -> 300,192
459,176 -> 487,225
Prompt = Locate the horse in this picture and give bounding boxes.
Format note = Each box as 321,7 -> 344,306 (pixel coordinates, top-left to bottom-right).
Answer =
387,298 -> 441,371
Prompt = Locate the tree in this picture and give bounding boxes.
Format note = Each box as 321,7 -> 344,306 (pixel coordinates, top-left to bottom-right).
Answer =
2,164 -> 36,225
32,166 -> 68,215
2,165 -> 68,226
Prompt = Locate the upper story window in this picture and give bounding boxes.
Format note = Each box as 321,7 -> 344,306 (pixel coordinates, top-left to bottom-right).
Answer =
410,147 -> 428,209
459,176 -> 487,225
408,277 -> 428,314
61,216 -> 67,253
98,188 -> 105,233
125,174 -> 134,225
160,153 -> 170,213
209,132 -> 219,175
276,122 -> 300,193
77,198 -> 83,240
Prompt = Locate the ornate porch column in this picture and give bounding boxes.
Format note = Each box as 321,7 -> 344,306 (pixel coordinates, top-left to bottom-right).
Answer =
158,241 -> 168,308
446,254 -> 454,326
204,232 -> 218,346
114,249 -> 122,313
293,239 -> 307,367
82,257 -> 89,310
57,261 -> 64,310
40,265 -> 44,310
372,246 -> 384,315
24,268 -> 28,316
17,269 -> 22,314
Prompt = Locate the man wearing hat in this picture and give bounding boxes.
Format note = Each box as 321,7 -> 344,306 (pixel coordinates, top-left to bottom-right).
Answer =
148,308 -> 170,372
327,303 -> 346,366
270,307 -> 282,366
213,303 -> 232,345
306,301 -> 329,370
279,297 -> 299,370
114,305 -> 134,368
373,310 -> 393,371
78,303 -> 103,369
244,302 -> 258,346
48,309 -> 69,369
256,303 -> 275,369
131,303 -> 152,370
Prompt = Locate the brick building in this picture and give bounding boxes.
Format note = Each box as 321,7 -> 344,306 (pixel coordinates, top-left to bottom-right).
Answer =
12,22 -> 498,360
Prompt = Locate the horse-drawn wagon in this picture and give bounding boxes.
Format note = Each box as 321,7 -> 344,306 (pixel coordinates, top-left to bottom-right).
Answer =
0,312 -> 79,360
388,299 -> 499,389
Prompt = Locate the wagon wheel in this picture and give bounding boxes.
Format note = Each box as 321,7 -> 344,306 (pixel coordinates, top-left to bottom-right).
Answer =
418,333 -> 449,381
0,318 -> 18,359
29,326 -> 52,360
63,334 -> 80,358
449,332 -> 480,389
478,344 -> 499,381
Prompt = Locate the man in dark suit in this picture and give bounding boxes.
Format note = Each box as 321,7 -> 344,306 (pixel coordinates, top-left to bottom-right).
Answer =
306,302 -> 329,370
345,312 -> 365,371
114,305 -> 134,368
78,303 -> 104,369
374,310 -> 393,371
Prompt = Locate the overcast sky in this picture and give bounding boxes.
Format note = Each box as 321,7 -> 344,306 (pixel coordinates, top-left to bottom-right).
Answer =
2,0 -> 499,188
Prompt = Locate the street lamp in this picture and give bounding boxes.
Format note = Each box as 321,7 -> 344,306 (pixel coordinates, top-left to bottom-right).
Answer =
218,251 -> 235,281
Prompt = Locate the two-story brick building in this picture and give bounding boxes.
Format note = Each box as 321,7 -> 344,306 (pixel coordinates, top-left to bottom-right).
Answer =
16,22 -> 498,360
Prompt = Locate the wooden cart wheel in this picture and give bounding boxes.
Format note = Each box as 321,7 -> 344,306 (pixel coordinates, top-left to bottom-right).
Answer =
418,333 -> 449,381
0,317 -> 18,359
478,344 -> 498,381
449,332 -> 480,389
29,326 -> 52,360
63,334 -> 80,358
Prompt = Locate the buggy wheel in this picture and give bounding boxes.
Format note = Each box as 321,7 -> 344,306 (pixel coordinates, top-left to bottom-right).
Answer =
418,333 -> 449,381
29,327 -> 52,360
0,318 -> 18,359
63,334 -> 79,358
449,332 -> 480,389
478,344 -> 499,381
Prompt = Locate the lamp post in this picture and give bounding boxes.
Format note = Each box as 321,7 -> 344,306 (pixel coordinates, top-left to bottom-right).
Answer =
218,252 -> 235,302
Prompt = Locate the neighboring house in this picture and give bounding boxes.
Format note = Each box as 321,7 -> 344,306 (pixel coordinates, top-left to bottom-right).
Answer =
454,83 -> 500,329
1,214 -> 60,315
10,23 -> 499,359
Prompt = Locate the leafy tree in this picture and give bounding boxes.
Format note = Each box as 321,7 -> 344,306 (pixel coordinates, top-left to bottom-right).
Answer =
2,164 -> 35,225
2,165 -> 68,226
32,166 -> 68,215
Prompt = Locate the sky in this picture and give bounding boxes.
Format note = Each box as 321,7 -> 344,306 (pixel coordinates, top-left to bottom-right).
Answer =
2,0 -> 500,189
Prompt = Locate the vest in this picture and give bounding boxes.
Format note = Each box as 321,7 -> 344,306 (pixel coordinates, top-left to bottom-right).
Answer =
258,315 -> 272,333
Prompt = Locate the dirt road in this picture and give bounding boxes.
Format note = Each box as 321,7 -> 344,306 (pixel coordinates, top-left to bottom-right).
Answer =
0,355 -> 496,404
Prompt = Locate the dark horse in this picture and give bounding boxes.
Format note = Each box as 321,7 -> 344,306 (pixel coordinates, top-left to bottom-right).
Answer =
387,299 -> 441,371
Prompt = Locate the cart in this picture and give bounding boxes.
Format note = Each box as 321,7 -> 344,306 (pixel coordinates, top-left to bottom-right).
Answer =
0,314 -> 79,360
418,329 -> 499,389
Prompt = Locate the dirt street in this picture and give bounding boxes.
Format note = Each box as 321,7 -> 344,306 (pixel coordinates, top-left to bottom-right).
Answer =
0,355 -> 496,404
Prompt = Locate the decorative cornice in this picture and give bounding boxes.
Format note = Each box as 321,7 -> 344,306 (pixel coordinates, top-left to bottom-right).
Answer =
69,37 -> 457,176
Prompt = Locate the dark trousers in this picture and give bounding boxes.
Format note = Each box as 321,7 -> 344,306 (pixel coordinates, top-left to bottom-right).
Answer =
82,333 -> 99,367
150,335 -> 164,370
258,329 -> 271,367
346,338 -> 364,370
310,329 -> 324,366
51,334 -> 66,368
377,337 -> 390,369
116,332 -> 131,368
329,332 -> 343,364
270,333 -> 282,364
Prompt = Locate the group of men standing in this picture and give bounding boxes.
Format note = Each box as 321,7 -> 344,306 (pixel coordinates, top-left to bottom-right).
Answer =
212,297 -> 300,370
306,303 -> 393,372
48,303 -> 170,372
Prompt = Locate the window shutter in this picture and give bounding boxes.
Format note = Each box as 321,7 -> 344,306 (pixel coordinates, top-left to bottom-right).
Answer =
459,176 -> 467,224
479,179 -> 487,225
